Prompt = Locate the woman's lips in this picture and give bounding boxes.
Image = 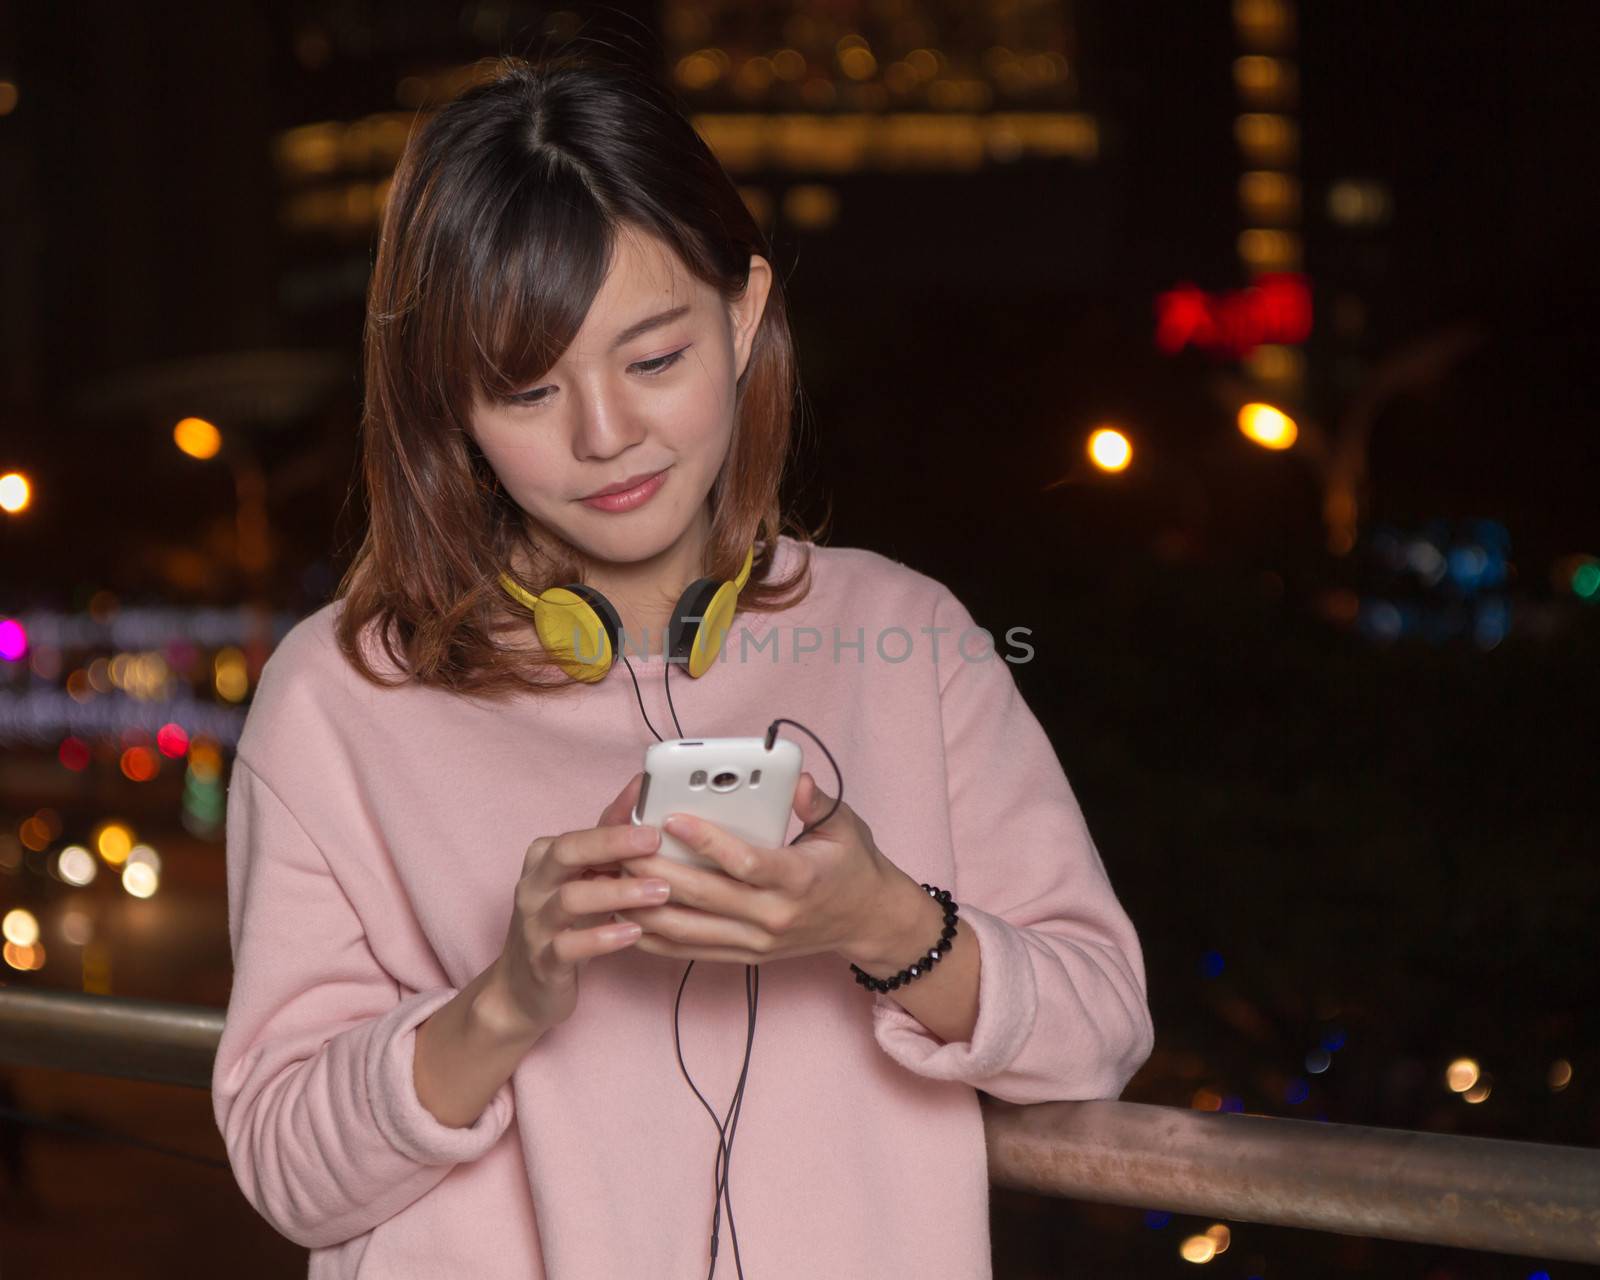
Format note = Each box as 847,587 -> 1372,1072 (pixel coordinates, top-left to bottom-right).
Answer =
579,468 -> 668,512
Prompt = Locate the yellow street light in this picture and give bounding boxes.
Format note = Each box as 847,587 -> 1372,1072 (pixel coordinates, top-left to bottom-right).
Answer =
0,471 -> 31,513
174,416 -> 223,460
1237,401 -> 1298,450
1087,426 -> 1133,472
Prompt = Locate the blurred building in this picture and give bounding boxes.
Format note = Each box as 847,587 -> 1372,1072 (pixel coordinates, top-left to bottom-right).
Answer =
264,1 -> 1116,323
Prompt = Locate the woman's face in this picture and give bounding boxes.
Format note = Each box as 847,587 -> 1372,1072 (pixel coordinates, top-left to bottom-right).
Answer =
467,224 -> 771,571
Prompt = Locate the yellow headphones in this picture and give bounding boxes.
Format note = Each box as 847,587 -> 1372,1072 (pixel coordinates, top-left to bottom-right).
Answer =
498,544 -> 757,683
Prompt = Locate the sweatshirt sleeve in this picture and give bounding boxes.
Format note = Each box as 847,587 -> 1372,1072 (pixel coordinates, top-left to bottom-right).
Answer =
869,587 -> 1155,1104
211,756 -> 516,1250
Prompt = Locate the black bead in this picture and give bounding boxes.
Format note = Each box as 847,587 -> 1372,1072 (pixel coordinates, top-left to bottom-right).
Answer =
937,937 -> 952,953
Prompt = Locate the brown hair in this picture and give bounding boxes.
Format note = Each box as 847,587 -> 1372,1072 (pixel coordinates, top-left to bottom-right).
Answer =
334,46 -> 823,697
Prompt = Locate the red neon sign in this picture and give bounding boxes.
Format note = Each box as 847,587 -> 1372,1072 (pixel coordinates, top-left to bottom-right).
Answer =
1154,273 -> 1312,358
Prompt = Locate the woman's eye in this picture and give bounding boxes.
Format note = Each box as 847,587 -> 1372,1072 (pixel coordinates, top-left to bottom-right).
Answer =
508,347 -> 688,406
631,347 -> 688,376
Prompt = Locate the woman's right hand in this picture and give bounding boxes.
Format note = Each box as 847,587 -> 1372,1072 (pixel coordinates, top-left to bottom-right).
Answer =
490,772 -> 670,1035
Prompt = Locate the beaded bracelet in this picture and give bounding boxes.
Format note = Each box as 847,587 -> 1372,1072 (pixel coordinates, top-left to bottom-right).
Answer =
849,884 -> 959,994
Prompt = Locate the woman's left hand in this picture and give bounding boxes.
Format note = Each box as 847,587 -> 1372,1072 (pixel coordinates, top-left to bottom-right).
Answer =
617,772 -> 912,966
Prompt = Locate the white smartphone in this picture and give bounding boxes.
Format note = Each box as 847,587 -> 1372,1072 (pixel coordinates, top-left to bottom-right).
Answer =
630,736 -> 803,872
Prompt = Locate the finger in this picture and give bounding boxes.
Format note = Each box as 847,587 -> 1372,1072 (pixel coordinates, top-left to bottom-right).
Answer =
597,772 -> 647,829
557,872 -> 671,920
589,773 -> 649,875
551,920 -> 644,964
532,822 -> 661,885
632,931 -> 766,965
615,901 -> 773,953
793,771 -> 817,820
661,813 -> 782,889
796,771 -> 838,824
613,852 -> 790,928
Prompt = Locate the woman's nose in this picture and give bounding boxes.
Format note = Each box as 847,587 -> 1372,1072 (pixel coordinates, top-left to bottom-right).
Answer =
570,388 -> 647,459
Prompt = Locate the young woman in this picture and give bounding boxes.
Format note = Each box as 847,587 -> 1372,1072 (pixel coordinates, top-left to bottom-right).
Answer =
211,47 -> 1153,1280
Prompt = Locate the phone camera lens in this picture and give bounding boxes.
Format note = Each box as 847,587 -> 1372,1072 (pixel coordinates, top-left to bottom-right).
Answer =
710,770 -> 739,792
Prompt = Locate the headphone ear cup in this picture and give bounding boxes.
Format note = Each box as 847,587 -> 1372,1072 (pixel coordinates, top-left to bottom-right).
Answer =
533,583 -> 620,682
668,577 -> 721,674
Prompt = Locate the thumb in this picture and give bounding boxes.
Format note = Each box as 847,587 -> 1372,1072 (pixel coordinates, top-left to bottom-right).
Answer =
795,771 -> 834,821
599,771 -> 646,828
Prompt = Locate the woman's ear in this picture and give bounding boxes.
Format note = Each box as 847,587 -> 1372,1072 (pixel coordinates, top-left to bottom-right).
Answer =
731,254 -> 774,383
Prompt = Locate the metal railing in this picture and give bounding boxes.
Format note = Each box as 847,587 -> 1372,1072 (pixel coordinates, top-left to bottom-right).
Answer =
4,987 -> 1599,1264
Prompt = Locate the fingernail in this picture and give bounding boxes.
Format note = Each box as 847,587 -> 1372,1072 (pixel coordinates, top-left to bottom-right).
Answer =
631,825 -> 659,850
664,814 -> 696,837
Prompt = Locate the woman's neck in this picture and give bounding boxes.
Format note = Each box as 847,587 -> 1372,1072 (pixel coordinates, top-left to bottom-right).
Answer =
516,505 -> 715,656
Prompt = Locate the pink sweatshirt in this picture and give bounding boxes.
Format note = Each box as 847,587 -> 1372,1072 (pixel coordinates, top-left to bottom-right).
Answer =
211,535 -> 1154,1278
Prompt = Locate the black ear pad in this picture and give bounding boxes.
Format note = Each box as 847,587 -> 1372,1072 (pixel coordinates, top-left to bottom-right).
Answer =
667,577 -> 721,660
565,582 -> 623,661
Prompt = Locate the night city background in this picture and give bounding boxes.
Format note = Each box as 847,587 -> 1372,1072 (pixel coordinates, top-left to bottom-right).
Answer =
2,2 -> 1598,1277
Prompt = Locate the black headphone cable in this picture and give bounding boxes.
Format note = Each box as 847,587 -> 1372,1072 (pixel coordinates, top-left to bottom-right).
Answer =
619,641 -> 844,1279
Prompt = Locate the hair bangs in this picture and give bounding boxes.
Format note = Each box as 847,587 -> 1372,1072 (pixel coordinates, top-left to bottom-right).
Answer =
468,158 -> 616,407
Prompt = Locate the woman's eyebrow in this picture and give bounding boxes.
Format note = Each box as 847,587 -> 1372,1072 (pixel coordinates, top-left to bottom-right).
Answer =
609,304 -> 691,351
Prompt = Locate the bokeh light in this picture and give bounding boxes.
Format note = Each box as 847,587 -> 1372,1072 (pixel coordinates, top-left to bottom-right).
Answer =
122,860 -> 160,898
1179,1233 -> 1218,1263
213,647 -> 250,702
95,821 -> 134,865
0,471 -> 30,513
1237,402 -> 1297,449
0,618 -> 27,660
189,738 -> 223,780
120,745 -> 160,782
57,845 -> 98,886
3,907 -> 40,947
60,909 -> 94,946
3,941 -> 46,972
127,844 -> 163,877
173,416 -> 222,459
1087,427 -> 1132,472
58,736 -> 92,771
156,722 -> 191,757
